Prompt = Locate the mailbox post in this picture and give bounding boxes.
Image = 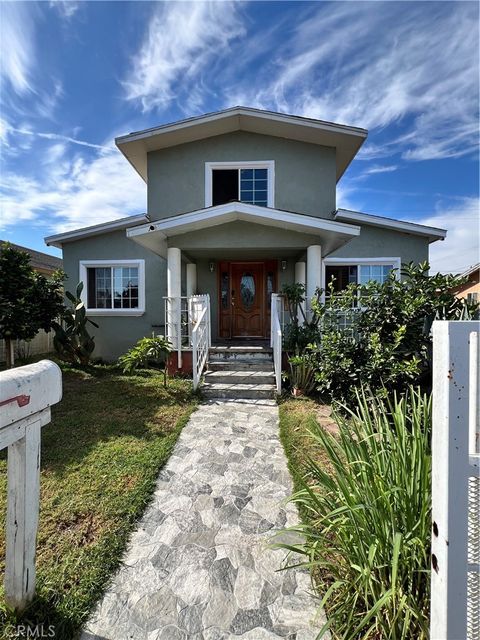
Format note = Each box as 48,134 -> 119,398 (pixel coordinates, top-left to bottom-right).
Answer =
0,360 -> 62,612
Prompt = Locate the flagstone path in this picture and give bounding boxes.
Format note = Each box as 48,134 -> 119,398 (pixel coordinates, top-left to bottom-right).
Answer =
81,399 -> 326,640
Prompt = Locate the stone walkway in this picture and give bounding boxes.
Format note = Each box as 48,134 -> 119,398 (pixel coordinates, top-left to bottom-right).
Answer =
81,399 -> 325,640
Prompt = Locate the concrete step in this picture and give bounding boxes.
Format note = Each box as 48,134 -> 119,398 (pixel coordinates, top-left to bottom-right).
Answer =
204,370 -> 275,385
202,382 -> 276,400
207,360 -> 274,372
208,348 -> 273,363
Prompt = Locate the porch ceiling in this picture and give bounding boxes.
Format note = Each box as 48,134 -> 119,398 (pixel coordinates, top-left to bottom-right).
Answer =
126,202 -> 360,259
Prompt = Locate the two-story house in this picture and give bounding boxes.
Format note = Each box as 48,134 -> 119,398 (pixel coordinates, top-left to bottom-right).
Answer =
45,107 -> 446,384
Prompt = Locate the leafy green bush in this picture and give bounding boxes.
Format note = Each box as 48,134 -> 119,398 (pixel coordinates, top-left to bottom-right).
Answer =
276,387 -> 432,639
283,262 -> 478,404
118,336 -> 172,385
52,282 -> 98,366
0,242 -> 65,367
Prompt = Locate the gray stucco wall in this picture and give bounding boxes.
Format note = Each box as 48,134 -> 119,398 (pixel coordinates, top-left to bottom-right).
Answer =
62,230 -> 167,361
328,226 -> 429,264
172,220 -> 321,254
61,223 -> 431,358
147,131 -> 336,220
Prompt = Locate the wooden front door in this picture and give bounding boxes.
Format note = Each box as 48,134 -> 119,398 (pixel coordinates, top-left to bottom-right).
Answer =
218,261 -> 277,340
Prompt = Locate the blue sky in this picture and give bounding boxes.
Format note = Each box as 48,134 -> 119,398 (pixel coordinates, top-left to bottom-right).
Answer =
0,0 -> 478,273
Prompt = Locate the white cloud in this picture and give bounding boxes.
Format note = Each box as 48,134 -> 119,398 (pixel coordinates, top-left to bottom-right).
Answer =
336,180 -> 363,213
358,164 -> 398,178
0,3 -> 36,94
49,1 -> 80,20
0,143 -> 146,234
418,198 -> 480,274
0,4 -> 63,118
229,2 -> 479,161
7,124 -> 110,151
123,1 -> 245,112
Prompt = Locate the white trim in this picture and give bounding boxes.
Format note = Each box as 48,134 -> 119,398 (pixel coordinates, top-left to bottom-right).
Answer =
321,257 -> 401,292
79,259 -> 145,316
115,107 -> 367,184
127,201 -> 360,240
204,161 -> 275,208
116,107 -> 368,146
335,209 -> 446,242
45,214 -> 148,248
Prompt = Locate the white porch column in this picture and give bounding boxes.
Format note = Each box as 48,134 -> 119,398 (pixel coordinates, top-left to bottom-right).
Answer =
167,248 -> 181,353
295,261 -> 306,321
186,263 -> 197,298
306,245 -> 322,316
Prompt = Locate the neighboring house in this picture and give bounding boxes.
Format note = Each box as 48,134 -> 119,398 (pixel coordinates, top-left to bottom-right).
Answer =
0,241 -> 63,362
452,263 -> 480,305
45,106 -> 447,369
0,241 -> 63,276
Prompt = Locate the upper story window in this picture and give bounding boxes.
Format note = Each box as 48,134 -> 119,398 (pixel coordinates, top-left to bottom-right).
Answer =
205,161 -> 274,208
79,260 -> 145,316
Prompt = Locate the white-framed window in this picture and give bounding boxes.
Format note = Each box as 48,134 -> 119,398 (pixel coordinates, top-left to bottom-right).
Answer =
204,161 -> 275,208
79,260 -> 145,316
322,257 -> 401,294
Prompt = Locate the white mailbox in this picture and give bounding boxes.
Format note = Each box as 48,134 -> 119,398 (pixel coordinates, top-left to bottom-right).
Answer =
0,360 -> 62,612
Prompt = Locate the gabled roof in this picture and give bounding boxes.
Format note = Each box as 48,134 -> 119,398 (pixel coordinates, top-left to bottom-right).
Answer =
334,209 -> 447,243
0,240 -> 63,272
115,106 -> 368,183
44,214 -> 148,248
126,202 -> 360,258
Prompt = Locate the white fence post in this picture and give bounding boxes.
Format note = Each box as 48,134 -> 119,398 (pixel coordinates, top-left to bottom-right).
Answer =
431,320 -> 480,640
190,295 -> 210,391
0,360 -> 62,612
271,293 -> 282,394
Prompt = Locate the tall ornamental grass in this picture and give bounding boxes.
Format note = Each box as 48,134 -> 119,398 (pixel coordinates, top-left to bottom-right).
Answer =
279,388 -> 431,639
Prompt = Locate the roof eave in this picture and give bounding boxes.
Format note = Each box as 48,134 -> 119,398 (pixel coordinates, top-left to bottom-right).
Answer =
115,107 -> 368,184
44,214 -> 149,248
335,209 -> 447,243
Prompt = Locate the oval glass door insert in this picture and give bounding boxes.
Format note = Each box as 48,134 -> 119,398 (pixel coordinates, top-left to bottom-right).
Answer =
240,272 -> 255,310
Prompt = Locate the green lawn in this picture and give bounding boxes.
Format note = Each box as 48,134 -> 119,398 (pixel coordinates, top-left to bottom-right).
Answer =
278,397 -> 335,492
0,363 -> 197,639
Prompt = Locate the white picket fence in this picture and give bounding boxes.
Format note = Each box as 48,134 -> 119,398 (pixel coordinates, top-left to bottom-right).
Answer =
431,320 -> 480,640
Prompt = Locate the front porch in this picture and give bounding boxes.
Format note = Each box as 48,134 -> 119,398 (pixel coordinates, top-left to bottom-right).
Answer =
126,201 -> 361,394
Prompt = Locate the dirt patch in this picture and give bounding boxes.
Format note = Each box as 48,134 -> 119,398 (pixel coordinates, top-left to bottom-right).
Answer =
56,512 -> 105,547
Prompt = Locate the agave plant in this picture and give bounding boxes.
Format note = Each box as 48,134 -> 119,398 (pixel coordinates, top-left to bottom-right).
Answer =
275,387 -> 432,639
52,282 -> 98,366
287,354 -> 317,397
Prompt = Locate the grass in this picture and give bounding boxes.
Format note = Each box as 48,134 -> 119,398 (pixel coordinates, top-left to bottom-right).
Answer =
278,397 -> 336,493
0,362 -> 197,639
278,390 -> 431,639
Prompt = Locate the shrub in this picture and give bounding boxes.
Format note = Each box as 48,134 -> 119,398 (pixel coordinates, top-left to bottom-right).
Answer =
0,242 -> 64,367
52,282 -> 98,366
283,262 -> 478,404
276,387 -> 432,639
118,336 -> 172,385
